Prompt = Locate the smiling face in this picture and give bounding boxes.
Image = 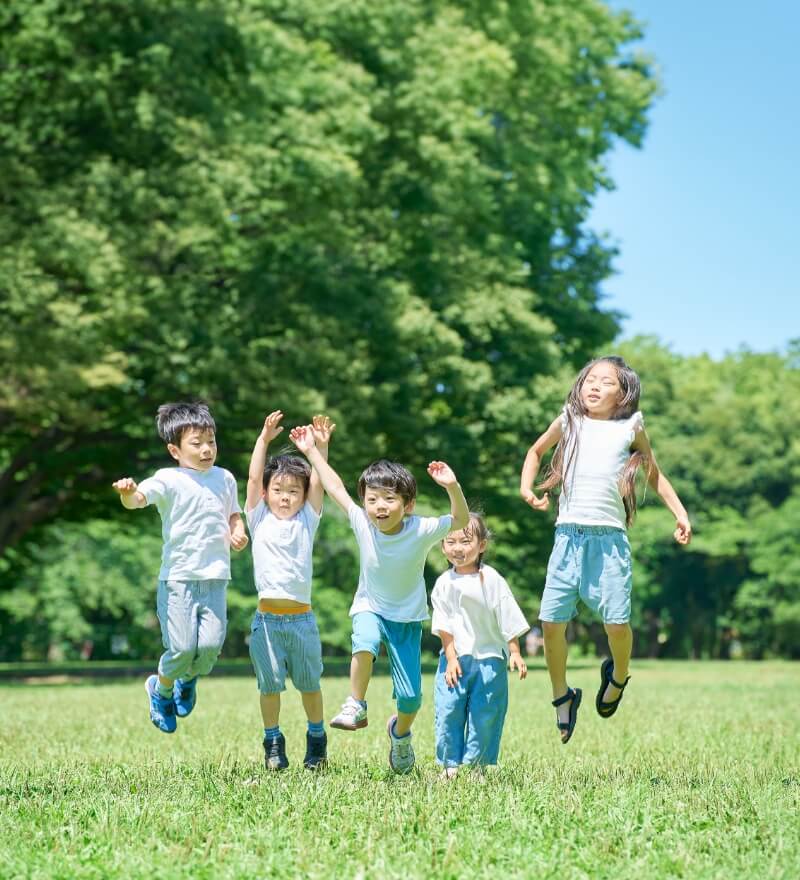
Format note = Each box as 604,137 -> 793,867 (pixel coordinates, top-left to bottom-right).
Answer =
265,473 -> 306,520
579,360 -> 623,419
363,486 -> 415,535
168,427 -> 217,471
442,524 -> 486,574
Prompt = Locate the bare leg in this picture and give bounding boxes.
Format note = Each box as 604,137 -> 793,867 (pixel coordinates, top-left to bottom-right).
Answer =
350,651 -> 373,701
259,693 -> 281,728
393,710 -> 418,737
158,674 -> 174,688
603,623 -> 632,703
301,690 -> 323,725
543,621 -> 573,741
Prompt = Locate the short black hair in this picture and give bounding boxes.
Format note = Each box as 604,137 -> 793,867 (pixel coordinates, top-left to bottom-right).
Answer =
263,453 -> 311,496
357,459 -> 416,504
156,401 -> 216,446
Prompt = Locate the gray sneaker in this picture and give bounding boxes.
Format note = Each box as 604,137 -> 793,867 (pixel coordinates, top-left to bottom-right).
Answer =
386,715 -> 415,774
330,696 -> 368,730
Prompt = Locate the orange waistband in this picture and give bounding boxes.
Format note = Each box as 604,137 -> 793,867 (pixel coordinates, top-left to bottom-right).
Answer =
257,600 -> 311,615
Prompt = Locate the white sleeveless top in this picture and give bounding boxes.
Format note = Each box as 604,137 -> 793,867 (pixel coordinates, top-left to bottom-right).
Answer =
555,410 -> 644,530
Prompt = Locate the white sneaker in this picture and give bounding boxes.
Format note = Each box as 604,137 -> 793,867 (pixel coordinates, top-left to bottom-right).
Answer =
330,696 -> 368,730
386,715 -> 415,774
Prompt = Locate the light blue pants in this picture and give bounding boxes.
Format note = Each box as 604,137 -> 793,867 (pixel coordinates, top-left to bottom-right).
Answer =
434,654 -> 508,767
156,579 -> 227,680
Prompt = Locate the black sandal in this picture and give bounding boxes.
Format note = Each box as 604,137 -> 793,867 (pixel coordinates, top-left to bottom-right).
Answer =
595,658 -> 631,718
552,687 -> 582,744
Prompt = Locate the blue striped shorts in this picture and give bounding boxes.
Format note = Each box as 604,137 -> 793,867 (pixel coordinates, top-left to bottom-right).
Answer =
249,611 -> 323,694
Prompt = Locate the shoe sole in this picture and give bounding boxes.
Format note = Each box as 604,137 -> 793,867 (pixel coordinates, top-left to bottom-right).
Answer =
330,719 -> 368,730
144,676 -> 176,734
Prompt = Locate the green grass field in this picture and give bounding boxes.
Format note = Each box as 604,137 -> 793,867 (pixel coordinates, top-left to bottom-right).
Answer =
2,661 -> 798,879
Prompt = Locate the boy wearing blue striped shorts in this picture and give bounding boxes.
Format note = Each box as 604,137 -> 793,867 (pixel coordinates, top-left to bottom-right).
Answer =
290,425 -> 469,774
245,411 -> 334,771
112,401 -> 248,734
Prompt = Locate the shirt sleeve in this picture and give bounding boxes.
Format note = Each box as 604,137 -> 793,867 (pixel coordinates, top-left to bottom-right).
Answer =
225,470 -> 242,517
302,500 -> 322,536
348,504 -> 370,545
137,470 -> 171,508
629,411 -> 645,443
430,575 -> 454,638
492,573 -> 530,643
419,514 -> 454,546
245,499 -> 267,534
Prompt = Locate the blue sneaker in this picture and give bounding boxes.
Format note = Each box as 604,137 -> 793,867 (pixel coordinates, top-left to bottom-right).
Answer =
145,674 -> 177,734
174,677 -> 197,718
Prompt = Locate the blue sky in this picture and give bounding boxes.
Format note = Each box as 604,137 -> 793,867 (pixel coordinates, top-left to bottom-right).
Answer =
589,1 -> 800,359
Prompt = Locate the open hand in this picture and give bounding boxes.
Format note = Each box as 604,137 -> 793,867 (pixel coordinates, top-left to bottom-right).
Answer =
112,478 -> 139,496
311,414 -> 336,446
522,489 -> 550,512
427,461 -> 457,488
509,652 -> 527,680
674,515 -> 692,545
289,425 -> 316,454
261,410 -> 284,443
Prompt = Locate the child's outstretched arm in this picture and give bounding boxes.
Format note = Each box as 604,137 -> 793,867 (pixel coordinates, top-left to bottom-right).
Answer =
112,478 -> 147,510
439,630 -> 462,687
427,462 -> 469,531
520,415 -> 563,511
308,415 -> 337,514
289,425 -> 354,515
631,429 -> 692,545
246,410 -> 284,511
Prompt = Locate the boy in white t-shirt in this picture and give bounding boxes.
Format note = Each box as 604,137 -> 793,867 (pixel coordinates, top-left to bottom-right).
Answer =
290,424 -> 469,774
245,410 -> 334,772
431,512 -> 529,777
112,402 -> 248,734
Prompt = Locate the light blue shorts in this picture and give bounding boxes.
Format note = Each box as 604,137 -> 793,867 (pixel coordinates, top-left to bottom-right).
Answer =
351,611 -> 423,714
249,611 -> 323,694
540,524 -> 632,624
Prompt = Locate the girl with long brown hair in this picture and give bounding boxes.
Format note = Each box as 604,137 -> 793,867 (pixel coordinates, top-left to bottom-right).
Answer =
520,356 -> 692,744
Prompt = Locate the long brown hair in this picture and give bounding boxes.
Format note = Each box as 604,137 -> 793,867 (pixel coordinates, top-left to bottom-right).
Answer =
538,356 -> 649,526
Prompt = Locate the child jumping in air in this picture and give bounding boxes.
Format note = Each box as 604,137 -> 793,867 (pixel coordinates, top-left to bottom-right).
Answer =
112,401 -> 248,734
520,356 -> 692,744
290,425 -> 469,774
431,512 -> 529,778
245,410 -> 334,772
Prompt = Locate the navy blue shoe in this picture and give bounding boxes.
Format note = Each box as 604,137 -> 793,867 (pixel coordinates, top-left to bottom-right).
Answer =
145,675 -> 177,734
303,731 -> 328,770
174,677 -> 197,718
264,734 -> 289,771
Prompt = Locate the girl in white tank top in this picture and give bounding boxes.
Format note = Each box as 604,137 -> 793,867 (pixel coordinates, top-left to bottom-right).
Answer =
520,356 -> 692,744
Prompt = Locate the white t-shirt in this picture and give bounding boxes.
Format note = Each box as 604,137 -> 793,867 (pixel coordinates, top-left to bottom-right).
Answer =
556,411 -> 644,530
431,564 -> 529,660
138,466 -> 242,581
348,505 -> 453,622
246,499 -> 321,603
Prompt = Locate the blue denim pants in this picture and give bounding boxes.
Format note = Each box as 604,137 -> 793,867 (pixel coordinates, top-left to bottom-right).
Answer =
434,654 -> 508,767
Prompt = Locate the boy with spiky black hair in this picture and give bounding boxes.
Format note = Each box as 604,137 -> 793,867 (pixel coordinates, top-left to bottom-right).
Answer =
290,426 -> 469,774
113,401 -> 248,734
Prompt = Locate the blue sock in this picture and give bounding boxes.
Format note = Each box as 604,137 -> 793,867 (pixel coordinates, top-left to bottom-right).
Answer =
264,726 -> 281,740
391,718 -> 411,739
307,720 -> 325,737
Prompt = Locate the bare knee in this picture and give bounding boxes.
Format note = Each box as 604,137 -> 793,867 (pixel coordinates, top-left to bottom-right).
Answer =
604,623 -> 631,639
542,621 -> 567,640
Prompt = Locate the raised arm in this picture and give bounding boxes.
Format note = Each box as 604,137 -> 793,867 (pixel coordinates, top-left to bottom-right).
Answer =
289,425 -> 354,515
426,461 -> 469,531
307,414 -> 337,514
246,410 -> 284,511
631,428 -> 692,545
520,415 -> 563,511
112,478 -> 147,510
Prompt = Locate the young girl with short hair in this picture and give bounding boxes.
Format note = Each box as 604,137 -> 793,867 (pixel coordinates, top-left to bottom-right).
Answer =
431,512 -> 529,777
520,356 -> 691,744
